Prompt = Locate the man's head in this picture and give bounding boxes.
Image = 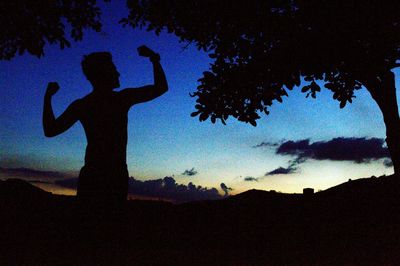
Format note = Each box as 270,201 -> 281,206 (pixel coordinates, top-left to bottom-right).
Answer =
81,52 -> 120,90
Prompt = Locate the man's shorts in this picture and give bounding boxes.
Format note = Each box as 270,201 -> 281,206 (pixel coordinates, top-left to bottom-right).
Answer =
77,163 -> 129,202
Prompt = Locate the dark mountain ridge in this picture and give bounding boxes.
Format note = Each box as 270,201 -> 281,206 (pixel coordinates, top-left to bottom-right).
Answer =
1,174 -> 399,265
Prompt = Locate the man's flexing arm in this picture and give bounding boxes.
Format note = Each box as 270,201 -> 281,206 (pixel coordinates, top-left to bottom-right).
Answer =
120,45 -> 168,106
43,82 -> 79,137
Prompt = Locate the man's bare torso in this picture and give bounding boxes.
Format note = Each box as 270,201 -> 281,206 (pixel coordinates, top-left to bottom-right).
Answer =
76,92 -> 129,167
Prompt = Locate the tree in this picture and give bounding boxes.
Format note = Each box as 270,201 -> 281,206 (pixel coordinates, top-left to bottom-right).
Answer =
0,0 -> 107,60
122,0 -> 400,175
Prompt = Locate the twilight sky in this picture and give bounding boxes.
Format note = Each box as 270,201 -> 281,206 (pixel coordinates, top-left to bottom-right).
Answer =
0,1 -> 397,197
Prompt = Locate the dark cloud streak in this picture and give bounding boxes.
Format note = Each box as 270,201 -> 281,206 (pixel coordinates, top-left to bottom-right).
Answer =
262,137 -> 390,176
252,142 -> 280,148
265,166 -> 297,176
265,157 -> 305,176
276,137 -> 390,163
244,176 -> 258,182
181,167 -> 198,176
0,167 -> 69,179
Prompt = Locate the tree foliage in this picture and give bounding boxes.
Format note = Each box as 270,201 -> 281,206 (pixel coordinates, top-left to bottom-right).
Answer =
0,0 -> 107,60
122,0 -> 400,126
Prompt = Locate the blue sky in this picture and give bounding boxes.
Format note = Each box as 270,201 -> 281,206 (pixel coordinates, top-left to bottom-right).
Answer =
0,1 -> 397,195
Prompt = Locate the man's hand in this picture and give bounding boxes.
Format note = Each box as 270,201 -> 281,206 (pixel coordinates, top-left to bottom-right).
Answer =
137,45 -> 160,62
46,82 -> 60,97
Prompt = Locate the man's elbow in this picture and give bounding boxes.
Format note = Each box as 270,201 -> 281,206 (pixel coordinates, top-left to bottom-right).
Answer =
160,83 -> 168,94
162,84 -> 168,94
43,128 -> 57,137
44,132 -> 56,138
154,84 -> 168,96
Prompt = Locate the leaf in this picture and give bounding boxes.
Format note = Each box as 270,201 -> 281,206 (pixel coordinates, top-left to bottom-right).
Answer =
340,101 -> 346,108
301,86 -> 309,93
249,120 -> 257,126
211,115 -> 216,123
203,71 -> 214,78
311,81 -> 321,92
191,111 -> 200,117
199,112 -> 208,121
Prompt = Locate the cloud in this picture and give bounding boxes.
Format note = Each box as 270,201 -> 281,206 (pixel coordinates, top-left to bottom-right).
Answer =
2,166 -> 230,203
130,176 -> 228,202
244,176 -> 258,182
265,166 -> 296,176
54,178 -> 79,189
220,183 -> 233,196
383,159 -> 393,168
0,154 -> 44,169
29,180 -> 52,184
0,167 -> 69,180
0,154 -> 80,171
265,156 -> 306,176
275,137 -> 390,163
252,141 -> 280,148
54,176 -> 226,202
181,167 -> 198,176
261,137 -> 390,175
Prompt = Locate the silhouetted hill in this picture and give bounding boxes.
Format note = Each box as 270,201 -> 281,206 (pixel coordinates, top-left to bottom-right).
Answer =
225,188 -> 303,204
1,175 -> 399,265
320,174 -> 398,196
0,178 -> 51,200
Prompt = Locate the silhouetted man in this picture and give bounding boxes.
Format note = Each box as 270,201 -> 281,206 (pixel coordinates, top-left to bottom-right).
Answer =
43,46 -> 168,202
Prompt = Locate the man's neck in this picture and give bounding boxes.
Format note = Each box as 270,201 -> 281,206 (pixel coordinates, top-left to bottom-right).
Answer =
92,86 -> 114,95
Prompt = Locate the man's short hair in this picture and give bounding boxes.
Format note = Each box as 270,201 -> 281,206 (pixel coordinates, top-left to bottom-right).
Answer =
81,52 -> 113,82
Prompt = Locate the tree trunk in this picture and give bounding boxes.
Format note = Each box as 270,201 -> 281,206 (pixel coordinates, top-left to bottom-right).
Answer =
365,71 -> 400,176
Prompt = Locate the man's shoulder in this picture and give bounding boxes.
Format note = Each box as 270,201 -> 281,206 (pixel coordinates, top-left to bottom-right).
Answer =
71,91 -> 125,105
75,93 -> 95,104
69,94 -> 91,110
114,89 -> 128,96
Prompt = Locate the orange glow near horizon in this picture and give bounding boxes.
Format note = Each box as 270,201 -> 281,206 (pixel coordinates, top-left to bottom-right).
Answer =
33,183 -> 77,196
31,182 -> 174,202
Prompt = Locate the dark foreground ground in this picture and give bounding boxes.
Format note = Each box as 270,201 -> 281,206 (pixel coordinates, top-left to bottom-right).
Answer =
1,174 -> 400,265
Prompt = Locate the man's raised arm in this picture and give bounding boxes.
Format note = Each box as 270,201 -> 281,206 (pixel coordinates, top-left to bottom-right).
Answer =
43,82 -> 79,137
120,45 -> 168,106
